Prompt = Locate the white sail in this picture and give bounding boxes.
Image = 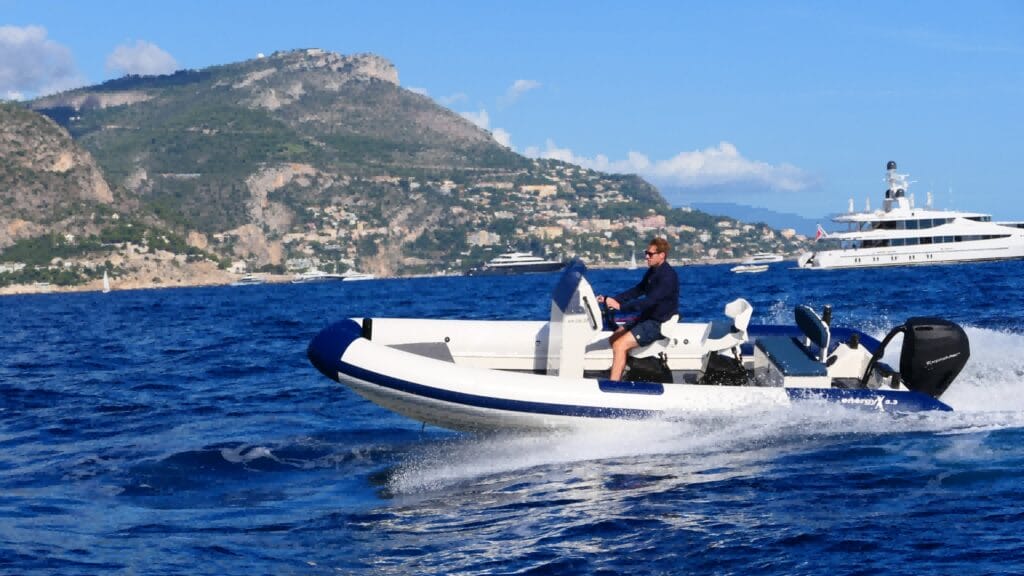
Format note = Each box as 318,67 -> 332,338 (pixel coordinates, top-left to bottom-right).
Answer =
102,271 -> 111,293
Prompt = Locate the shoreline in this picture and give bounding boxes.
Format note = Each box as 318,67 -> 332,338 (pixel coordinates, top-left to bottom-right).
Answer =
1,257 -> 789,297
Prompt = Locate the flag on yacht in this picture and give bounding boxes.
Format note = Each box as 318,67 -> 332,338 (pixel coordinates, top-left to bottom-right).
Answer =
815,224 -> 828,242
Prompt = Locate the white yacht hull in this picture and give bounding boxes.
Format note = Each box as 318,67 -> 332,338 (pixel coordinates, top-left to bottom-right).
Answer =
800,235 -> 1024,269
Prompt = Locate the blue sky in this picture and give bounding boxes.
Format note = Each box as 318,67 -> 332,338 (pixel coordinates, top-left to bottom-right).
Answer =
3,1 -> 1023,220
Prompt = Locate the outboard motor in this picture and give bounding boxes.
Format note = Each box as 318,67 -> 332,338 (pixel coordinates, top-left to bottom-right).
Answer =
861,317 -> 970,398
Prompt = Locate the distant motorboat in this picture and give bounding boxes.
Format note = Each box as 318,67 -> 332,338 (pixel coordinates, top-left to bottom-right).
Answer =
340,270 -> 375,281
742,253 -> 784,265
291,270 -> 344,283
730,264 -> 770,274
468,251 -> 566,275
232,273 -> 266,286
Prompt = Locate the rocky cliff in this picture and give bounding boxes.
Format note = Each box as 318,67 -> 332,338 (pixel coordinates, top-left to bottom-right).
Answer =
0,101 -> 113,249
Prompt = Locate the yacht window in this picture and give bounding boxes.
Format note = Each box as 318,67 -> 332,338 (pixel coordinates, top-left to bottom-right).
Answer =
921,237 -> 933,244
891,238 -> 904,247
906,220 -> 919,229
905,238 -> 919,245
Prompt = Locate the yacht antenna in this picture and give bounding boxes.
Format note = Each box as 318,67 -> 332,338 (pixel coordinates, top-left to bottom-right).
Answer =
927,190 -> 933,208
848,198 -> 854,213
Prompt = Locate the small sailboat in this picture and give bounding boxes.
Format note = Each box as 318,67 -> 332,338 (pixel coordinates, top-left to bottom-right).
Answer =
627,251 -> 638,270
102,270 -> 111,293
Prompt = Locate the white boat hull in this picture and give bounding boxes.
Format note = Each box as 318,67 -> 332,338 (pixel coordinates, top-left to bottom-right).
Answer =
308,260 -> 966,432
309,317 -> 953,433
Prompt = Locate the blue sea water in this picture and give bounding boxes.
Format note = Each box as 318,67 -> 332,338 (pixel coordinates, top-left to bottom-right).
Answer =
2,260 -> 1024,575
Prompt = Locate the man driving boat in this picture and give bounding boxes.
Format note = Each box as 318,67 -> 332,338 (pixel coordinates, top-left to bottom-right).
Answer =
597,237 -> 680,381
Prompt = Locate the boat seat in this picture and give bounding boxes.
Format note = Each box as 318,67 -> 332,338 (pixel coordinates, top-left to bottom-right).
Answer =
794,304 -> 830,361
754,336 -> 828,377
754,304 -> 831,378
705,298 -> 753,354
630,315 -> 680,359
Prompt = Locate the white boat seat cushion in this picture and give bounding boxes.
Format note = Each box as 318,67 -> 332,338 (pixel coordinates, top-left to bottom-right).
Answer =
705,298 -> 752,353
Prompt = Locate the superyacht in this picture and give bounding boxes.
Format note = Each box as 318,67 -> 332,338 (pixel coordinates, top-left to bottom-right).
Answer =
468,251 -> 566,275
798,161 -> 1024,269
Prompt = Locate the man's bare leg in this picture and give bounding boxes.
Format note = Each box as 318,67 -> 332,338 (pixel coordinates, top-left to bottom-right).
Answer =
609,328 -> 639,380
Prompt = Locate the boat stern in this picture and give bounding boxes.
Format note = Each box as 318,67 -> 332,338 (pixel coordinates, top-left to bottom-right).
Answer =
797,252 -> 816,268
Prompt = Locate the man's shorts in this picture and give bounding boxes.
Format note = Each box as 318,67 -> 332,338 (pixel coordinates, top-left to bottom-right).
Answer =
630,319 -> 664,346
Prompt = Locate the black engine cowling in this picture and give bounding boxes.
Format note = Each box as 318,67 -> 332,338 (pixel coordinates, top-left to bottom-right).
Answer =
863,317 -> 970,398
899,317 -> 970,398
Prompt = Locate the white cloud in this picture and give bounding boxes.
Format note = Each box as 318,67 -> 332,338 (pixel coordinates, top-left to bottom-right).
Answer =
439,92 -> 468,106
460,108 -> 490,129
459,108 -> 512,147
525,140 -> 814,192
492,128 -> 512,148
0,25 -> 84,98
105,40 -> 178,76
499,79 -> 540,107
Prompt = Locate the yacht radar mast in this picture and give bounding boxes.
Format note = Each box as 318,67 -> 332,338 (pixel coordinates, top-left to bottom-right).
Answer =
884,160 -> 912,212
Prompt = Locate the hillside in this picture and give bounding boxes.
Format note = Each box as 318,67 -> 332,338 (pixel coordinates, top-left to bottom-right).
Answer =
1,49 -> 808,290
0,101 -> 113,248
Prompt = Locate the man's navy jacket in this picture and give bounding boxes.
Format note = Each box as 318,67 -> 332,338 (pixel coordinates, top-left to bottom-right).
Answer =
613,262 -> 680,327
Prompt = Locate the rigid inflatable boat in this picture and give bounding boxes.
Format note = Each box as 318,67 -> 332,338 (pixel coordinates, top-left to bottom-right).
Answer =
308,260 -> 970,432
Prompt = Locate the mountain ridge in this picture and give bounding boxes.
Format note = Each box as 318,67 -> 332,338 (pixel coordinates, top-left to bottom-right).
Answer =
690,202 -> 823,236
